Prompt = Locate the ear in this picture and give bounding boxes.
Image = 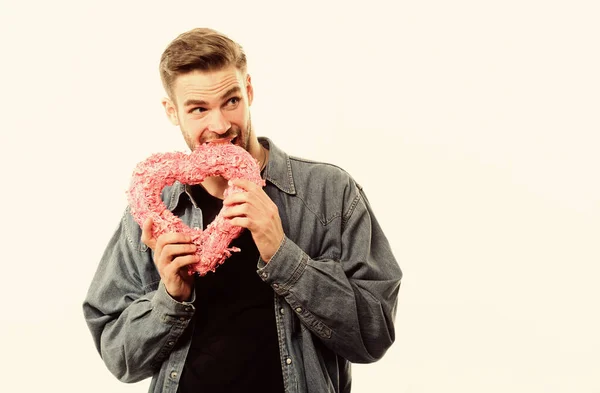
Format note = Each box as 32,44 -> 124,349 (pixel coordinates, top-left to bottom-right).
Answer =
162,97 -> 179,126
245,74 -> 254,106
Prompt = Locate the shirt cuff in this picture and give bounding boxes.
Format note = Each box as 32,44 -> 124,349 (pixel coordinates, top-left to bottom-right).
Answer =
150,281 -> 195,324
256,236 -> 308,296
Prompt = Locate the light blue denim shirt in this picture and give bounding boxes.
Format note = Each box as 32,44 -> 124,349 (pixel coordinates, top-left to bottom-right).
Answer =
83,137 -> 402,393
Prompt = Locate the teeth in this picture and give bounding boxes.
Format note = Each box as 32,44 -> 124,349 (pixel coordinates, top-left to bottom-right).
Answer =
206,138 -> 232,145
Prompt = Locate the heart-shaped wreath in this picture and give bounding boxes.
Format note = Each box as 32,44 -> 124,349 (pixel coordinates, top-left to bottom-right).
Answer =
127,141 -> 265,275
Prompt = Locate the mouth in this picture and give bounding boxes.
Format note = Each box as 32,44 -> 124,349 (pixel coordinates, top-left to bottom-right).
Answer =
205,136 -> 237,146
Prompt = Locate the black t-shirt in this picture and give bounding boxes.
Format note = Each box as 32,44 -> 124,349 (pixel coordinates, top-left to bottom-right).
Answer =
177,185 -> 284,393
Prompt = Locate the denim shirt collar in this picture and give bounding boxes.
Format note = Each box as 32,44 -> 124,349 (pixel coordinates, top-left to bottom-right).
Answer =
165,137 -> 296,211
259,137 -> 297,195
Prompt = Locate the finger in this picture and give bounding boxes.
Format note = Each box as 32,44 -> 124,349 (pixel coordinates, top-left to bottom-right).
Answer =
161,243 -> 197,259
223,191 -> 249,206
176,266 -> 196,286
141,217 -> 157,250
224,187 -> 268,209
222,203 -> 250,218
155,232 -> 193,254
165,254 -> 201,276
230,178 -> 260,191
227,216 -> 251,230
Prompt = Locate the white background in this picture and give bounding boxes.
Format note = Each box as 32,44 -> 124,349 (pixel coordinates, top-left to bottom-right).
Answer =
1,0 -> 599,392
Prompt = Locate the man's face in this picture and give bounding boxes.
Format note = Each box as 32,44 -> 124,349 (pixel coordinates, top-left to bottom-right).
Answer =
163,66 -> 254,152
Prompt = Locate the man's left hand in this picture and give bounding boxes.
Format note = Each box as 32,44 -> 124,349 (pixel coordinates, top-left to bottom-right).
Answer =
222,178 -> 284,263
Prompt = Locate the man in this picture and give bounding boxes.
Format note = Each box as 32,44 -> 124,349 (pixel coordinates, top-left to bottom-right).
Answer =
83,27 -> 402,393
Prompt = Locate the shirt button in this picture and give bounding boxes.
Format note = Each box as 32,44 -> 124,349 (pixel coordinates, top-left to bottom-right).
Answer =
295,307 -> 302,313
170,371 -> 178,379
286,358 -> 292,365
272,283 -> 279,289
185,307 -> 192,312
168,341 -> 174,346
279,308 -> 285,314
179,317 -> 186,321
261,272 -> 268,279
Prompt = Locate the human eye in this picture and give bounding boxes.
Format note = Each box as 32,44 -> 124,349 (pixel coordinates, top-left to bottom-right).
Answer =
225,97 -> 240,108
190,107 -> 207,114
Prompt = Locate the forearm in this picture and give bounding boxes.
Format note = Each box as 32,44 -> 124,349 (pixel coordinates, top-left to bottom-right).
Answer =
257,236 -> 401,363
83,209 -> 196,382
84,281 -> 194,382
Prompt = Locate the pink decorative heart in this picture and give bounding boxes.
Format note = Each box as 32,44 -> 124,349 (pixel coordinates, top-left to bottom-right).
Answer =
127,141 -> 265,275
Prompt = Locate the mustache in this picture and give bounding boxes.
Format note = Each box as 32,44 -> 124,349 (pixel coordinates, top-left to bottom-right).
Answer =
198,129 -> 240,147
219,129 -> 239,141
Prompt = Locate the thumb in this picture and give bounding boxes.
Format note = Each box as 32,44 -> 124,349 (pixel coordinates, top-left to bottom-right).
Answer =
141,217 -> 157,250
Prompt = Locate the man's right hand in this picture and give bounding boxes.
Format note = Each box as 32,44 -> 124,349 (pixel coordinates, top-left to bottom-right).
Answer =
141,217 -> 198,302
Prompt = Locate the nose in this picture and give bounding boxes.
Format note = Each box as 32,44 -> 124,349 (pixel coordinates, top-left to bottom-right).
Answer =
206,109 -> 231,135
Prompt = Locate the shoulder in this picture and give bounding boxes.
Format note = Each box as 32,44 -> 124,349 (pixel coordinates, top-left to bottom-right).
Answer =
289,155 -> 361,191
287,155 -> 364,220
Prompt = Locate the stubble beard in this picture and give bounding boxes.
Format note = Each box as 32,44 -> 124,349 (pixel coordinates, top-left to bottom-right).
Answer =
184,115 -> 253,153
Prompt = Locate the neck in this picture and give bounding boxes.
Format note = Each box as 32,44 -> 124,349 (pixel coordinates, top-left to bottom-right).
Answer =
199,176 -> 229,200
257,144 -> 268,171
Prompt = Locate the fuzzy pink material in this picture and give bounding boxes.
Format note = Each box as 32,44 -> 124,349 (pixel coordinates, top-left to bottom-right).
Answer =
127,141 -> 265,275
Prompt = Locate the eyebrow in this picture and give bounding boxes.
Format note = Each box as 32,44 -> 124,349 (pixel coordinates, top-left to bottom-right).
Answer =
183,86 -> 242,107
